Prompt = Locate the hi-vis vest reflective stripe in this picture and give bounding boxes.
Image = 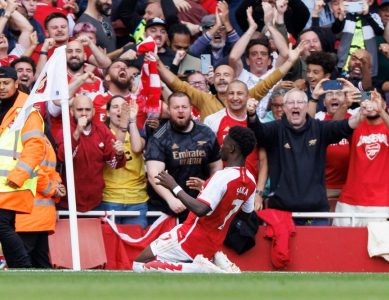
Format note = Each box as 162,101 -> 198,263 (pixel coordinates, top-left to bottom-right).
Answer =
0,110 -> 42,195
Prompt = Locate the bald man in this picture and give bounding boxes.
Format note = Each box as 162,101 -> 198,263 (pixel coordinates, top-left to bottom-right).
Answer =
66,40 -> 104,96
57,95 -> 126,212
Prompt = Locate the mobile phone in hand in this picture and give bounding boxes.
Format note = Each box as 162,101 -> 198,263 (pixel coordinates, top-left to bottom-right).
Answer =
322,80 -> 343,91
200,54 -> 212,75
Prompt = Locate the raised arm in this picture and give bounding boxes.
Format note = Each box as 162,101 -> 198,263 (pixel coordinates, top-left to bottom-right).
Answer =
263,1 -> 288,67
229,7 -> 258,78
248,40 -> 306,100
77,35 -> 111,69
119,100 -> 145,154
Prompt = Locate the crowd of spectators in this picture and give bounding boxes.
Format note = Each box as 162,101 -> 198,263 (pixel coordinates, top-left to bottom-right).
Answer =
1,0 -> 389,267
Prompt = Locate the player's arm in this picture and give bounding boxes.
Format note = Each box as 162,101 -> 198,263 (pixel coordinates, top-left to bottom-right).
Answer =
155,170 -> 211,217
146,161 -> 186,213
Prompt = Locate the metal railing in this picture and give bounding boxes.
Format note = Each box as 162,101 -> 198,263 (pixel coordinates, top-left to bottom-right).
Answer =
57,211 -> 389,227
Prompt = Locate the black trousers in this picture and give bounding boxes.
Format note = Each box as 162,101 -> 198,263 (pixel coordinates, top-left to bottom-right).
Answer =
0,209 -> 32,268
18,232 -> 52,268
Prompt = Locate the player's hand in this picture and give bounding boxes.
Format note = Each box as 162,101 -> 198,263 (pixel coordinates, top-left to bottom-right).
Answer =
155,170 -> 178,191
186,177 -> 204,191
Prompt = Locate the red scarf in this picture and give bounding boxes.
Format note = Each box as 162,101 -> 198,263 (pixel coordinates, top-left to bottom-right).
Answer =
136,37 -> 162,116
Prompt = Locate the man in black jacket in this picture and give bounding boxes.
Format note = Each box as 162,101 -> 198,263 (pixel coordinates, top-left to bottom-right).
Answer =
247,88 -> 367,225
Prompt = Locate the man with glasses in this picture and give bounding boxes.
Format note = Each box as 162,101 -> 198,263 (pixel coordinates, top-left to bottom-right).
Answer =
261,87 -> 288,123
310,78 -> 359,199
247,87 -> 368,225
77,0 -> 116,52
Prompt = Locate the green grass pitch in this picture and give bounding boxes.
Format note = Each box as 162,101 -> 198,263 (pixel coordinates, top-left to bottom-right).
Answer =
0,271 -> 388,300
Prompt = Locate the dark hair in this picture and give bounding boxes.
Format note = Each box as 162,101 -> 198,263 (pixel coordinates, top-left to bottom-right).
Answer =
105,95 -> 127,127
305,51 -> 336,75
168,23 -> 191,42
228,126 -> 256,158
106,95 -> 127,111
167,91 -> 191,106
245,38 -> 270,58
11,56 -> 36,74
44,12 -> 68,30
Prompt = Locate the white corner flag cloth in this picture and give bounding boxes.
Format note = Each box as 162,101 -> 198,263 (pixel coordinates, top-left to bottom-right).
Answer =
10,45 -> 69,133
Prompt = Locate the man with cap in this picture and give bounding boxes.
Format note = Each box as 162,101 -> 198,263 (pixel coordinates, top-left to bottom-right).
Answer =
0,66 -> 45,268
188,1 -> 240,66
121,17 -> 176,69
143,17 -> 175,68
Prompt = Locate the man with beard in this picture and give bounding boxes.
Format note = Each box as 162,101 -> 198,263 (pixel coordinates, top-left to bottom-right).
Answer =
45,40 -> 105,143
333,91 -> 389,227
145,92 -> 222,223
66,40 -> 104,96
341,49 -> 375,92
57,95 -> 126,212
33,12 -> 111,76
77,0 -> 116,52
79,59 -> 141,128
188,1 -> 239,66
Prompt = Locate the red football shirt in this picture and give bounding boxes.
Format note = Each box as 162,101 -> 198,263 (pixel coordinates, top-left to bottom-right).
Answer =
178,167 -> 256,259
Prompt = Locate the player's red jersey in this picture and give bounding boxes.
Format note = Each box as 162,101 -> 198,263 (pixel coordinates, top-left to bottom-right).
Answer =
204,109 -> 259,179
178,167 -> 255,260
67,72 -> 104,96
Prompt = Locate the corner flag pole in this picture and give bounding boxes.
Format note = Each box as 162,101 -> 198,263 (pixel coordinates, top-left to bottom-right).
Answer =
10,45 -> 81,270
60,93 -> 81,271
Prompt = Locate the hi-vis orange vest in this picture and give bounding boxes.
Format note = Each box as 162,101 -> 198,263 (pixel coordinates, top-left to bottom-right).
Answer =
16,137 -> 61,233
0,91 -> 45,213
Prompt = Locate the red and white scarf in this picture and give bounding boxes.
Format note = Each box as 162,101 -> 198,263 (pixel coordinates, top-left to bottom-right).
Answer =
136,36 -> 162,116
